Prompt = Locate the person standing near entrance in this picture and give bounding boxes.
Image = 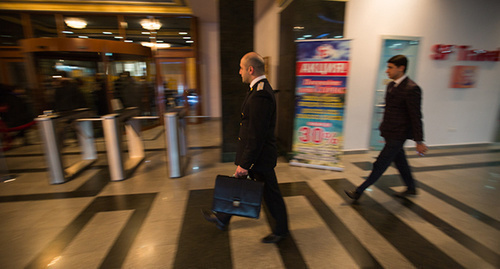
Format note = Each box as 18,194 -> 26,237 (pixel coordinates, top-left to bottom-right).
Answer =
345,54 -> 427,201
203,52 -> 289,243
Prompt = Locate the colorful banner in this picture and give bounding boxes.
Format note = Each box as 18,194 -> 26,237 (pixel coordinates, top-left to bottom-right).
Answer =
290,39 -> 350,171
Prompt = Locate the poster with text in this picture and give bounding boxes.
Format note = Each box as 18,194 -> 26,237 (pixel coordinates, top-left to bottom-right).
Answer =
290,39 -> 350,171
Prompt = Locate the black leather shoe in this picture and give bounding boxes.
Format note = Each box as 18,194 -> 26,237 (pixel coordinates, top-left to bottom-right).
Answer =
344,190 -> 361,201
202,209 -> 227,231
262,233 -> 287,244
395,189 -> 417,197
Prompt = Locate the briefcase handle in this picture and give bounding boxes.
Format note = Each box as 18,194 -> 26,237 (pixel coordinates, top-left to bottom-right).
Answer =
231,174 -> 255,181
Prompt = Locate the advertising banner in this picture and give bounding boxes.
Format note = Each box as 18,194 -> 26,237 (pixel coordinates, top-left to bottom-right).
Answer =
290,39 -> 350,171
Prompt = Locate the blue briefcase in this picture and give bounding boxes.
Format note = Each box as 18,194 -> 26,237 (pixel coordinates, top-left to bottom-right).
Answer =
212,175 -> 264,219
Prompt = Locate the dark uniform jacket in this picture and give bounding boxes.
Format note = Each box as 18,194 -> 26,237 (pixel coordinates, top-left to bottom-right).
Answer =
379,76 -> 424,142
235,78 -> 277,172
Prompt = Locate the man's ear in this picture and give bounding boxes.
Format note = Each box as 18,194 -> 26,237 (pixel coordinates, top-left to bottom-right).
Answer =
398,65 -> 406,73
248,66 -> 254,74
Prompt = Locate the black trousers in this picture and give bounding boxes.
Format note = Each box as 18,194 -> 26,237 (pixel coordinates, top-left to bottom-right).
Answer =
356,139 -> 416,194
216,169 -> 289,236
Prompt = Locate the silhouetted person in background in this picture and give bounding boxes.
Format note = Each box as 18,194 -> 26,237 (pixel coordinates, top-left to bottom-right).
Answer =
0,84 -> 34,146
53,72 -> 87,112
114,71 -> 141,109
93,73 -> 109,115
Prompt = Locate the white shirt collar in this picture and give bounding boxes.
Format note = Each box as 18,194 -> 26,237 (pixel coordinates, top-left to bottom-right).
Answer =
250,75 -> 267,89
393,74 -> 407,86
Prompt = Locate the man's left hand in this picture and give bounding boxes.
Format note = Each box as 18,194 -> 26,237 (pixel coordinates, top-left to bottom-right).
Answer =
234,165 -> 248,178
416,143 -> 428,156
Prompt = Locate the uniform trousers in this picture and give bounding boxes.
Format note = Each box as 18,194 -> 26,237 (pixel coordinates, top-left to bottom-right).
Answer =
216,168 -> 289,236
356,138 -> 416,193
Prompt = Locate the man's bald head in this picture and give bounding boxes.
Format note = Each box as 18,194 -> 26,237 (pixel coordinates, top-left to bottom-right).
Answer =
241,52 -> 265,76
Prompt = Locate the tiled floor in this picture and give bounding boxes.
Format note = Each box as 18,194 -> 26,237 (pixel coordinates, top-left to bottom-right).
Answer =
1,119 -> 499,268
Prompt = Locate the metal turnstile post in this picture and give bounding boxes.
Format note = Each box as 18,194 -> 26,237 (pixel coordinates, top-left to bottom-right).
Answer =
102,108 -> 144,181
36,110 -> 97,184
36,115 -> 66,184
164,111 -> 187,178
102,114 -> 125,181
0,139 -> 16,182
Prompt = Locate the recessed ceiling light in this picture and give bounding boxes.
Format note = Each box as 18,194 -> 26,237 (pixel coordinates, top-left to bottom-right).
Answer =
65,18 -> 87,29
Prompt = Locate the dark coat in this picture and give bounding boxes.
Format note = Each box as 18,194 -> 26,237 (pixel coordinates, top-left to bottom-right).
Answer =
0,89 -> 33,128
235,78 -> 277,172
54,79 -> 87,112
379,77 -> 424,141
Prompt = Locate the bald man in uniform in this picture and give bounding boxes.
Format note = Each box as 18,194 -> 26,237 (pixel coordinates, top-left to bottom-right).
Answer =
203,52 -> 289,243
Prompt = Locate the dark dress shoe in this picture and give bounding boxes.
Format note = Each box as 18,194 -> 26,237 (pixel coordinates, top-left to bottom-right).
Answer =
395,189 -> 417,197
344,190 -> 361,201
202,209 -> 227,231
262,233 -> 287,244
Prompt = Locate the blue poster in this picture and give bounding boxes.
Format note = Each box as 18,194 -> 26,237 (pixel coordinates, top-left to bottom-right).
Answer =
290,39 -> 350,171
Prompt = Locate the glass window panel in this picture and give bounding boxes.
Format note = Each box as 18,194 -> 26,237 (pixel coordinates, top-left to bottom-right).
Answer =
31,14 -> 58,38
0,13 -> 24,46
289,0 -> 345,41
124,16 -> 193,48
63,15 -> 119,41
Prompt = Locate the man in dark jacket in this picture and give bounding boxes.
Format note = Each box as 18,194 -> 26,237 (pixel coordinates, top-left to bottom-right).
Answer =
345,55 -> 428,202
203,52 -> 289,243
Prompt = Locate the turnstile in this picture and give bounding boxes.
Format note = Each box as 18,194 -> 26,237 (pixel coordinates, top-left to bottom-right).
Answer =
102,107 -> 144,181
36,108 -> 97,184
36,106 -> 189,184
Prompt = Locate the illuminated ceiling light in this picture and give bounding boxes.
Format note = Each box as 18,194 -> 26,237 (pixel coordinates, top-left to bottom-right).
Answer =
78,36 -> 88,39
140,18 -> 162,31
114,36 -> 123,39
186,40 -> 194,43
124,40 -> 133,43
183,36 -> 191,39
103,32 -> 113,35
65,17 -> 87,29
142,32 -> 150,35
157,40 -> 164,43
179,32 -> 188,35
62,31 -> 74,34
141,42 -> 171,48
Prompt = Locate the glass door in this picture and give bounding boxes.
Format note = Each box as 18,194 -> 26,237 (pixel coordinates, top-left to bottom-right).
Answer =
160,59 -> 187,110
369,36 -> 421,150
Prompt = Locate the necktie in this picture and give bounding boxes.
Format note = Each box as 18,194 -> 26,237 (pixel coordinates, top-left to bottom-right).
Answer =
387,81 -> 396,93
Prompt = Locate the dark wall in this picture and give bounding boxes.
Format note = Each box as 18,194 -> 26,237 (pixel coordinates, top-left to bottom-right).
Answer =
219,0 -> 254,162
276,0 -> 345,158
